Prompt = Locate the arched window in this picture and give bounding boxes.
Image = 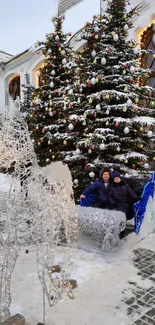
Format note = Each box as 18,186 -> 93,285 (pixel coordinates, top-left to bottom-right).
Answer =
8,75 -> 20,100
140,23 -> 155,87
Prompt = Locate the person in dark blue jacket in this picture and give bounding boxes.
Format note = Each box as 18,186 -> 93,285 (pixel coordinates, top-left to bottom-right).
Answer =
80,167 -> 112,209
109,171 -> 139,220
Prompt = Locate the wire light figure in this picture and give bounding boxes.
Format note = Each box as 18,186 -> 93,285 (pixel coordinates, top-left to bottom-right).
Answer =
0,111 -> 78,322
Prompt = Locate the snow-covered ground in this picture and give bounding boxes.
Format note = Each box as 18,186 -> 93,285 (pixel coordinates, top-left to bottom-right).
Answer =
0,172 -> 155,325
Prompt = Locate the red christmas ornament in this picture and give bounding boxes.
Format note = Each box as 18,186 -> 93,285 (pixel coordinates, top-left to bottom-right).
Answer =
88,81 -> 91,86
91,34 -> 95,38
94,113 -> 97,118
84,165 -> 88,170
135,109 -> 139,113
122,2 -> 126,6
114,1 -> 117,6
130,79 -> 134,83
109,48 -> 113,52
93,44 -> 97,48
66,130 -> 69,134
85,160 -> 88,164
69,103 -> 73,108
58,155 -> 62,158
148,93 -> 152,97
102,26 -> 105,29
91,145 -> 95,150
68,33 -> 72,36
123,64 -> 127,68
115,123 -> 119,127
98,75 -> 101,81
93,131 -> 96,134
87,68 -> 91,72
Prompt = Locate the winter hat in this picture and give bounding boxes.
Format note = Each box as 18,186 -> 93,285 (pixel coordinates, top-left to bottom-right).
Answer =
112,171 -> 121,179
100,167 -> 111,178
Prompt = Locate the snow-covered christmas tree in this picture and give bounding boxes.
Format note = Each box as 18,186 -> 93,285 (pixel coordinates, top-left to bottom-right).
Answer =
64,0 -> 155,198
27,16 -> 83,166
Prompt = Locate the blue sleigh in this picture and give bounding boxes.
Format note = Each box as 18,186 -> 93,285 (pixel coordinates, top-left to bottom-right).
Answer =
80,172 -> 155,235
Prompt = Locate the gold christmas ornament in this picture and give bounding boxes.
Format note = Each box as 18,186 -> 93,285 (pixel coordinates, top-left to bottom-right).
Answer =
52,155 -> 55,159
95,35 -> 99,40
88,149 -> 92,154
123,107 -> 127,112
63,119 -> 67,123
49,95 -> 51,99
124,86 -> 128,92
85,138 -> 89,143
63,140 -> 67,145
48,140 -> 51,145
45,107 -> 48,111
43,116 -> 45,119
153,157 -> 155,161
140,127 -> 144,131
64,97 -> 68,102
105,121 -> 109,126
135,98 -> 139,103
122,69 -> 126,75
106,94 -> 109,99
124,159 -> 128,163
111,32 -> 115,36
128,42 -> 133,48
116,147 -> 120,152
88,98 -> 93,104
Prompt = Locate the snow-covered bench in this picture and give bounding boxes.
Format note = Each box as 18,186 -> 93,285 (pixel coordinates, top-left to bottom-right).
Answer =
77,172 -> 155,252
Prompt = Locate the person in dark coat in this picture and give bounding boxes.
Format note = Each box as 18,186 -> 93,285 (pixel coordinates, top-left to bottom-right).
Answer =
80,167 -> 112,209
109,171 -> 139,220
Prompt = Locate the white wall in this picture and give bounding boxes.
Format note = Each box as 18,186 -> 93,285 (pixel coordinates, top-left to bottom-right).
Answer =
0,49 -> 44,117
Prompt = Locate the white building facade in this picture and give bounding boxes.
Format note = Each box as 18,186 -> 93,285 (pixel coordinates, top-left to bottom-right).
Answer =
0,0 -> 154,118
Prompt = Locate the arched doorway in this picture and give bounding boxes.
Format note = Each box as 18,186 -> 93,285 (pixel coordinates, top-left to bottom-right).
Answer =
139,23 -> 155,108
140,23 -> 155,85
